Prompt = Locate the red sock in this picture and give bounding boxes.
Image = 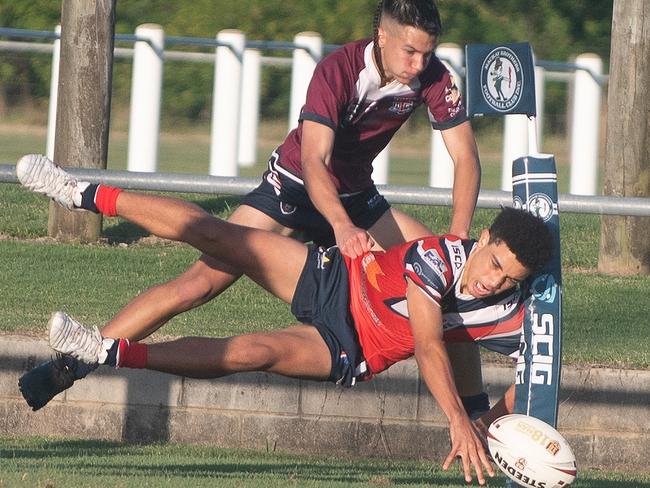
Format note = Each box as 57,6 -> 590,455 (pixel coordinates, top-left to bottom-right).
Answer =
95,185 -> 123,217
117,339 -> 148,369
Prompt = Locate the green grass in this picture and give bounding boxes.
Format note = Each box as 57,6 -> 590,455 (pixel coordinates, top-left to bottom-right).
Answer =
1,435 -> 648,488
1,122 -> 647,368
1,184 -> 648,368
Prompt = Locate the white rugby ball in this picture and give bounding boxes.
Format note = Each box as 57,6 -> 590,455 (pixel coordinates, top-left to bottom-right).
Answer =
487,414 -> 577,488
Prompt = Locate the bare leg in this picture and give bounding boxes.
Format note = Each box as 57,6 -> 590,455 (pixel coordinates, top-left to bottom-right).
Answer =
101,194 -> 307,339
146,325 -> 332,381
367,207 -> 434,250
101,204 -> 295,341
367,208 -> 485,402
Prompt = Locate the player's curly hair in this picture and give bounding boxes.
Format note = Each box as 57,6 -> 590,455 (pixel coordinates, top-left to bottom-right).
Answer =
372,0 -> 442,83
488,207 -> 554,273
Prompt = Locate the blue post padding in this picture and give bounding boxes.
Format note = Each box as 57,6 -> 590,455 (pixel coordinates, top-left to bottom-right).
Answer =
465,42 -> 537,117
511,155 -> 563,429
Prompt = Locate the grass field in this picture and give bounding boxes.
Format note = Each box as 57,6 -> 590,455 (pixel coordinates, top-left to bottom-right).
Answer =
1,123 -> 649,484
1,435 -> 649,487
1,180 -> 649,368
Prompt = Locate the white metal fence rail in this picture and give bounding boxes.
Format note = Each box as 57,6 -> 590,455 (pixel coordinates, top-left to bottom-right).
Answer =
1,164 -> 648,217
1,26 -> 609,194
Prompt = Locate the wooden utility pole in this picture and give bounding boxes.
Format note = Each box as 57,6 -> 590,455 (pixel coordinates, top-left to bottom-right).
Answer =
598,0 -> 650,274
48,0 -> 116,242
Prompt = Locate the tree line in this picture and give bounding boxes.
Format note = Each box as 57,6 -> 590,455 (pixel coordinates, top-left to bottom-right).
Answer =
0,0 -> 613,125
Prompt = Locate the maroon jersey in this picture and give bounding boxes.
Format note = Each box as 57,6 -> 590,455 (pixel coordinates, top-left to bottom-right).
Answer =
275,39 -> 467,194
345,236 -> 524,378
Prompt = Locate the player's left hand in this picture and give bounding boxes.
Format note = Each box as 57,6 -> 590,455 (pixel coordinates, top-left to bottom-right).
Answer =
443,414 -> 495,485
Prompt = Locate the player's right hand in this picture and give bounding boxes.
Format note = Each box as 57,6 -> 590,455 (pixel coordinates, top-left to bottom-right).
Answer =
334,223 -> 374,258
443,414 -> 495,485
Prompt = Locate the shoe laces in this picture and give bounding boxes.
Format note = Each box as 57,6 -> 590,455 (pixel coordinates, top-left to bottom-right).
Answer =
42,164 -> 79,196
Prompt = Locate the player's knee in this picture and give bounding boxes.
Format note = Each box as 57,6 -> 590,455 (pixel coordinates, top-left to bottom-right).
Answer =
168,273 -> 221,309
225,337 -> 278,372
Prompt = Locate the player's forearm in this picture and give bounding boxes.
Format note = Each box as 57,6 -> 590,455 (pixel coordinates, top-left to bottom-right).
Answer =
415,340 -> 467,422
302,156 -> 353,230
450,154 -> 480,238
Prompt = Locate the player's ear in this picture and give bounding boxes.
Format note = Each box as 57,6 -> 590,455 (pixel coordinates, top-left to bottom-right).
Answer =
377,25 -> 387,48
476,229 -> 490,248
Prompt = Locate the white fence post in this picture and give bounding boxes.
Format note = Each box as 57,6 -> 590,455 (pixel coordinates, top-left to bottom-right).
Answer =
289,32 -> 322,132
127,24 -> 164,173
210,30 -> 245,176
430,43 -> 463,188
238,48 -> 261,168
570,53 -> 603,195
534,65 -> 545,149
373,144 -> 390,184
501,114 -> 529,191
500,63 -> 544,190
46,24 -> 61,160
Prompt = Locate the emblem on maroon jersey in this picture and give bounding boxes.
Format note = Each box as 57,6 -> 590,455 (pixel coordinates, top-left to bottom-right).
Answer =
389,97 -> 415,115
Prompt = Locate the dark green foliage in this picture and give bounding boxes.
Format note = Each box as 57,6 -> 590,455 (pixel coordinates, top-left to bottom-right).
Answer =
0,0 -> 613,125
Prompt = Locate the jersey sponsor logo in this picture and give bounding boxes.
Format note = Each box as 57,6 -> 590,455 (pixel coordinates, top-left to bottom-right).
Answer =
361,254 -> 385,291
480,46 -> 524,112
446,242 -> 464,271
389,97 -> 415,115
444,74 -> 464,118
421,248 -> 448,275
407,243 -> 448,294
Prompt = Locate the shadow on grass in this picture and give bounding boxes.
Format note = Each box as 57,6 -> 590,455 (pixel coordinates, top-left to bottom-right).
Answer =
2,438 -> 648,487
102,195 -> 241,245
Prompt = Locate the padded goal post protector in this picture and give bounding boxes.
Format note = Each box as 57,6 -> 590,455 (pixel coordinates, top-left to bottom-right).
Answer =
511,155 -> 563,429
465,42 -> 537,117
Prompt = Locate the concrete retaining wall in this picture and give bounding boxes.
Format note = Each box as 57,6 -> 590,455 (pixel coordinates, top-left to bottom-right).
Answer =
1,335 -> 648,471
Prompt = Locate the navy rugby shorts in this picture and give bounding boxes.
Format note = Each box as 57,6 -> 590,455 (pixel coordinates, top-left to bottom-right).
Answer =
291,245 -> 368,387
240,150 -> 390,247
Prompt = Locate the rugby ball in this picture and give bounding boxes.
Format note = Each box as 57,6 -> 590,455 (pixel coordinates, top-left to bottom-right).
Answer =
487,414 -> 577,488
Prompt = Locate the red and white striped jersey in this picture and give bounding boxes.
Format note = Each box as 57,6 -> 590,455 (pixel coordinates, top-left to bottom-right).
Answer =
346,236 -> 523,377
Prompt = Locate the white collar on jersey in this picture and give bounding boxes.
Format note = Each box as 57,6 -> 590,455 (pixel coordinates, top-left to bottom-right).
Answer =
360,41 -> 421,101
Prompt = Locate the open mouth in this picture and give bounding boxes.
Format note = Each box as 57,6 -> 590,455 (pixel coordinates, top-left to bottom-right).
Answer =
474,281 -> 492,297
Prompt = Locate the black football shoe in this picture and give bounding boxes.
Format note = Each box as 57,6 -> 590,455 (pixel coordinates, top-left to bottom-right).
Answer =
18,354 -> 97,411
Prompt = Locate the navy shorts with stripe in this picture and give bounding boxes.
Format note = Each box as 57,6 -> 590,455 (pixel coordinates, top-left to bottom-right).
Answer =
291,245 -> 367,387
240,150 -> 390,247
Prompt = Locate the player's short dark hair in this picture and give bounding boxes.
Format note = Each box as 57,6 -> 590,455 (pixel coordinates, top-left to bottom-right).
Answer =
488,207 -> 554,273
380,0 -> 442,36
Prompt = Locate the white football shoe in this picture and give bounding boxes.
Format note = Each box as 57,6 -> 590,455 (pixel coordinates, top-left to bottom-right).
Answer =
16,154 -> 89,210
48,312 -> 109,365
